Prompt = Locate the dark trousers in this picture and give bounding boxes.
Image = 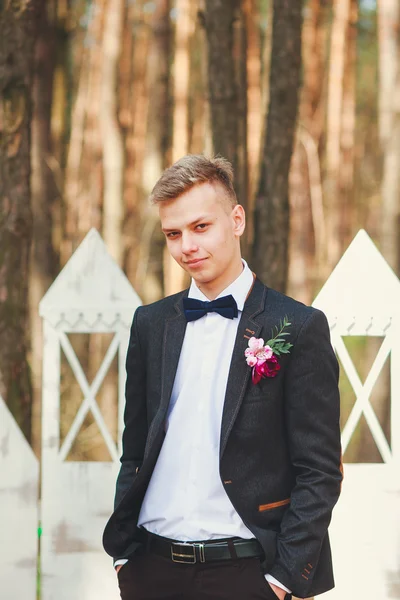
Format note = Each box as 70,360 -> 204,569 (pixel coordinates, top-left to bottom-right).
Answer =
117,552 -> 286,600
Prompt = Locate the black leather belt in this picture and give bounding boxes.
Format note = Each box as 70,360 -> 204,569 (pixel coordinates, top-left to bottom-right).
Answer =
143,530 -> 264,565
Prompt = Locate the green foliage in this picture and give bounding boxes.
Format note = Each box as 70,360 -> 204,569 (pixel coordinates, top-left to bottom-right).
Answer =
266,316 -> 293,355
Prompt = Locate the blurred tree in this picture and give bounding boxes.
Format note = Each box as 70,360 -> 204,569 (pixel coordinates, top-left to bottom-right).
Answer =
378,0 -> 400,275
101,0 -> 125,265
288,0 -> 329,304
63,0 -> 104,263
203,0 -> 248,216
339,0 -> 357,249
244,0 -> 262,207
0,0 -> 39,441
189,3 -> 210,156
233,0 -> 249,229
164,0 -> 194,295
253,0 -> 303,292
325,0 -> 350,271
122,0 -> 153,295
134,0 -> 172,302
30,0 -> 60,454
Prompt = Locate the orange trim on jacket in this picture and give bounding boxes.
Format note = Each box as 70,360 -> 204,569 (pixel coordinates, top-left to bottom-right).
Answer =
258,498 -> 291,512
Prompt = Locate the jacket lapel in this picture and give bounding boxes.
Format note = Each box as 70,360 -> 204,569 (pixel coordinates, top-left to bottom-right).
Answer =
159,293 -> 188,413
145,291 -> 188,454
220,278 -> 268,457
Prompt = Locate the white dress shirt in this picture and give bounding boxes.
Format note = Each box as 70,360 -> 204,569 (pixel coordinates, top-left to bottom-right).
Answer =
116,260 -> 290,594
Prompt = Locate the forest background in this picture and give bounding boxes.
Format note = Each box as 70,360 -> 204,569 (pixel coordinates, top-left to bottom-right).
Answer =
0,0 -> 397,467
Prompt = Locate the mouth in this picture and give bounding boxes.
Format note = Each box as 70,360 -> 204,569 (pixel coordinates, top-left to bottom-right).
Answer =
185,258 -> 207,267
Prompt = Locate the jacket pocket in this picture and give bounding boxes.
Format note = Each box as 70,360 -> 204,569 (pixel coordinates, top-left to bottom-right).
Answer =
258,498 -> 290,512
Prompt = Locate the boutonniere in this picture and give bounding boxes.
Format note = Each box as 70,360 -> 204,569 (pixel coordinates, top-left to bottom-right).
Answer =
245,316 -> 293,384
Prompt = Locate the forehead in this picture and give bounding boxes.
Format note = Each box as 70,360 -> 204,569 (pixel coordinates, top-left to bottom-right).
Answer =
159,182 -> 230,228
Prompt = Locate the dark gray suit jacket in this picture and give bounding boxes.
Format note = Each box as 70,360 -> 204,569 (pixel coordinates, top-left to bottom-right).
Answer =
102,277 -> 342,598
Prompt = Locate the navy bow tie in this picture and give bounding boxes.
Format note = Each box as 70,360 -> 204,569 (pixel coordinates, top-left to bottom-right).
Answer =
183,295 -> 238,322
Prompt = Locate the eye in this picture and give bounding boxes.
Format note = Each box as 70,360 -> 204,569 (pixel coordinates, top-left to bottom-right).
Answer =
166,231 -> 180,239
196,223 -> 208,230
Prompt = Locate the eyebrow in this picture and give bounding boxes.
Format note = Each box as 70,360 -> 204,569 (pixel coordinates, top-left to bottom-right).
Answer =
161,215 -> 211,233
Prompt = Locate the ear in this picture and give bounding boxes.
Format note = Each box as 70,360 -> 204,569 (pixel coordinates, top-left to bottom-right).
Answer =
231,204 -> 246,238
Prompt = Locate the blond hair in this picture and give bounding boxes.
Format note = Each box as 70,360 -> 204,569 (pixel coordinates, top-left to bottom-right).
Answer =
149,154 -> 237,207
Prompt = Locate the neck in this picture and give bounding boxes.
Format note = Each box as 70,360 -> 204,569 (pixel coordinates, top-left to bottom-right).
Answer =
195,257 -> 244,300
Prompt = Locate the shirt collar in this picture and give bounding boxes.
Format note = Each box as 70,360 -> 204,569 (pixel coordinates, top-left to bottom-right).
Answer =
188,259 -> 254,312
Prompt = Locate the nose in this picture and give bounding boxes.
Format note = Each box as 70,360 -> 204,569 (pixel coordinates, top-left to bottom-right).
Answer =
181,231 -> 198,255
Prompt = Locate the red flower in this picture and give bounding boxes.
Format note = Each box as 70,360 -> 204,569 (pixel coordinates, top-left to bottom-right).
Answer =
252,355 -> 281,384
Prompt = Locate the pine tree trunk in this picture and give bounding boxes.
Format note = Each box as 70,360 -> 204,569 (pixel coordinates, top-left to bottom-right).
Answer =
63,0 -> 105,263
253,0 -> 303,292
244,0 -> 262,209
204,0 -> 246,195
122,0 -> 147,292
189,6 -> 207,156
137,0 -> 171,302
233,2 -> 249,254
325,0 -> 350,271
101,0 -> 125,265
164,0 -> 194,296
29,0 -> 59,455
339,0 -> 357,249
0,0 -> 39,441
378,0 -> 400,274
288,0 -> 330,302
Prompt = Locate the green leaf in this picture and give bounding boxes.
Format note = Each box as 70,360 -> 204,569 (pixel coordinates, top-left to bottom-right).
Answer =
266,315 -> 293,356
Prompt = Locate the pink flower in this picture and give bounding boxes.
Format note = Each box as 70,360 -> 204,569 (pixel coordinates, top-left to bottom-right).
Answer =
245,338 -> 274,364
246,355 -> 257,367
245,336 -> 281,384
248,337 -> 265,352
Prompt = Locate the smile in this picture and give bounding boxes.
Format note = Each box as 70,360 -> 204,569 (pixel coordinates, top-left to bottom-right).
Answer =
185,258 -> 207,267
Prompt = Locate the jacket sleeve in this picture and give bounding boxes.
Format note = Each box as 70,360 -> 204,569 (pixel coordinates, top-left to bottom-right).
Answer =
268,308 -> 342,596
114,306 -> 148,510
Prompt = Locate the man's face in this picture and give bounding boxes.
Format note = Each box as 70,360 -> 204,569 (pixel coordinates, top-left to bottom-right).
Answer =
159,182 -> 245,287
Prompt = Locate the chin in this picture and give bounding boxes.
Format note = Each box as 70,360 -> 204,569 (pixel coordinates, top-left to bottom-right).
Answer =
195,270 -> 222,285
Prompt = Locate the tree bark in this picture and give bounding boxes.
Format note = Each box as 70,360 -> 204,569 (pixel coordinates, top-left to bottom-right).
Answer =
164,0 -> 194,296
123,0 -> 152,293
325,0 -> 351,271
339,0 -> 357,249
0,0 -> 39,441
233,1 -> 249,254
301,0 -> 328,141
378,0 -> 400,274
63,0 -> 105,263
189,6 -> 207,156
101,0 -> 125,265
137,0 -> 171,303
253,0 -> 303,292
29,0 -> 59,455
244,0 -> 262,209
288,0 -> 330,302
204,0 -> 248,206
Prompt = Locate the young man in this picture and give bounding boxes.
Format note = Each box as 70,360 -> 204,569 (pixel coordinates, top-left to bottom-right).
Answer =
103,155 -> 342,600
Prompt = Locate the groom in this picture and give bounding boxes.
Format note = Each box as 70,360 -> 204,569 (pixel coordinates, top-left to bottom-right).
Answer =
103,155 -> 342,599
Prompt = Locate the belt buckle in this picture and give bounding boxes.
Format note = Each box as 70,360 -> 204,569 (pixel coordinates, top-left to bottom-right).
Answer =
170,542 -> 205,564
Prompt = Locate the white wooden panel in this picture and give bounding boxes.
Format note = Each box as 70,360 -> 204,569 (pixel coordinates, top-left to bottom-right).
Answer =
321,465 -> 400,599
0,396 -> 39,600
40,462 -> 120,600
40,230 -> 141,600
313,229 -> 400,320
39,228 -> 140,328
40,326 -> 129,600
314,229 -> 400,599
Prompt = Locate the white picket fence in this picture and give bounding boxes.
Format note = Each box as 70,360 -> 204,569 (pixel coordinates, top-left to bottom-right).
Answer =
0,228 -> 399,599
